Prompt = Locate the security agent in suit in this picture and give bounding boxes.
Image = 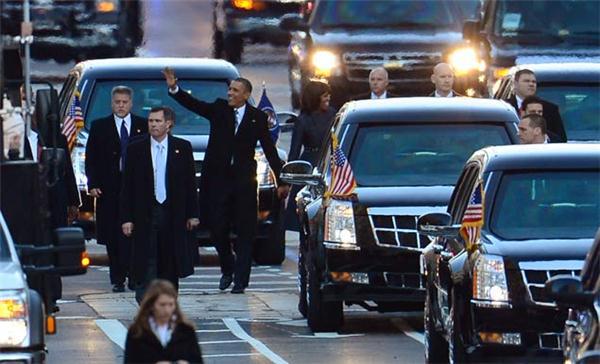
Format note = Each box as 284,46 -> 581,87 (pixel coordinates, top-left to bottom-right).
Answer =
353,67 -> 398,100
428,63 -> 464,97
85,86 -> 148,293
163,67 -> 289,294
505,69 -> 567,142
120,107 -> 199,303
518,95 -> 562,143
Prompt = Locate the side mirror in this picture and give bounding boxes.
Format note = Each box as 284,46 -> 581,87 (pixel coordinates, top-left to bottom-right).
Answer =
545,275 -> 594,308
417,212 -> 460,238
277,111 -> 298,133
35,88 -> 60,144
53,227 -> 88,276
463,20 -> 481,41
279,14 -> 309,32
280,160 -> 322,186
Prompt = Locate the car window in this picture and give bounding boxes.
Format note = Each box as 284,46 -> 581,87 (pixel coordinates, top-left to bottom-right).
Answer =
490,171 -> 600,240
536,83 -> 600,141
0,224 -> 10,261
347,123 -> 511,187
493,0 -> 599,42
83,79 -> 229,135
313,0 -> 460,30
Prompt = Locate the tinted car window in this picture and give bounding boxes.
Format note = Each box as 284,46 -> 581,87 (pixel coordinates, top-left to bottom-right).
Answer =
493,0 -> 599,42
313,0 -> 459,30
84,80 -> 229,135
491,171 -> 600,240
348,124 -> 511,187
536,83 -> 600,141
0,225 -> 10,260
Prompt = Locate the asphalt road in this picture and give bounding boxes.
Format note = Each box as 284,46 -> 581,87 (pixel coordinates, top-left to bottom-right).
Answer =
41,1 -> 427,363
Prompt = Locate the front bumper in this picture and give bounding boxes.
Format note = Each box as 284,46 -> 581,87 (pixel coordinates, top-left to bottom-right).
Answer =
225,16 -> 290,45
0,350 -> 45,363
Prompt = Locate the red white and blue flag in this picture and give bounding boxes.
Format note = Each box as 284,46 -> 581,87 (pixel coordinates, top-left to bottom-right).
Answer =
460,180 -> 484,252
326,133 -> 356,198
61,92 -> 84,151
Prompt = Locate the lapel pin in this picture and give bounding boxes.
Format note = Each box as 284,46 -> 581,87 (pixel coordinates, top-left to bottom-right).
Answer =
136,129 -> 141,133
252,119 -> 256,123
175,149 -> 180,154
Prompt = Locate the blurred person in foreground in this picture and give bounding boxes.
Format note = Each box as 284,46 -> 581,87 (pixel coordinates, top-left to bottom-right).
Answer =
124,279 -> 203,364
518,113 -> 549,145
429,63 -> 463,97
287,79 -> 336,317
353,67 -> 398,100
505,69 -> 566,142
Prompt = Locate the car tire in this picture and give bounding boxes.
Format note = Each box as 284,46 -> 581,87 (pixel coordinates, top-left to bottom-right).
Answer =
252,200 -> 286,265
448,291 -> 469,364
224,34 -> 243,64
424,288 -> 447,364
307,263 -> 343,332
213,29 -> 224,59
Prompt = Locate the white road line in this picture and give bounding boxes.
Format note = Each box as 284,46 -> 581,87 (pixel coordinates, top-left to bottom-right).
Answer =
198,339 -> 245,344
95,319 -> 128,349
391,318 -> 425,345
222,318 -> 288,364
179,287 -> 295,293
203,353 -> 262,358
180,281 -> 296,286
183,273 -> 284,279
196,329 -> 230,333
56,316 -> 97,320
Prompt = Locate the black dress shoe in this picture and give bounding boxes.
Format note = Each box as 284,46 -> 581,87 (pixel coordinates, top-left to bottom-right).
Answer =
112,284 -> 125,293
219,275 -> 233,291
231,285 -> 245,294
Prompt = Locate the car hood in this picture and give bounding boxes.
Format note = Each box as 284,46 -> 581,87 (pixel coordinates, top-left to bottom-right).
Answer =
482,234 -> 594,264
491,43 -> 600,66
0,261 -> 26,290
355,186 -> 454,208
311,29 -> 462,53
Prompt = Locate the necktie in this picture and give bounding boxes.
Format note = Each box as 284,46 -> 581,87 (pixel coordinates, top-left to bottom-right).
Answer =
120,119 -> 129,171
234,109 -> 239,134
155,144 -> 166,203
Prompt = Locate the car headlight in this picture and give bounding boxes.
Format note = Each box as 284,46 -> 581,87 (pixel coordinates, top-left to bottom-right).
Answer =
448,47 -> 486,76
472,254 -> 509,305
325,199 -> 357,246
255,150 -> 275,187
71,146 -> 88,191
96,0 -> 118,12
311,50 -> 341,78
0,290 -> 28,347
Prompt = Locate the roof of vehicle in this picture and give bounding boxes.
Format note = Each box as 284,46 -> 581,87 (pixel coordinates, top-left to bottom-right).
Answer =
71,57 -> 240,80
341,97 -> 519,124
475,144 -> 600,172
509,63 -> 600,83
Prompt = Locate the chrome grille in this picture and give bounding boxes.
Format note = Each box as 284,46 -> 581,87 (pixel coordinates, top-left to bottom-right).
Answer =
538,332 -> 563,350
369,214 -> 430,250
521,268 -> 581,307
343,51 -> 440,82
384,272 -> 424,289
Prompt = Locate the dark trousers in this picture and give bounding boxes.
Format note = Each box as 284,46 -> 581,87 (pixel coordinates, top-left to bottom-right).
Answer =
212,171 -> 258,288
135,201 -> 179,303
106,227 -> 131,285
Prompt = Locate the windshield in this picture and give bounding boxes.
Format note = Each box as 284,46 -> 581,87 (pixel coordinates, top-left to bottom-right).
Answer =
348,124 -> 511,187
84,80 -> 229,135
491,171 -> 600,240
536,83 -> 600,141
493,0 -> 599,43
313,0 -> 460,30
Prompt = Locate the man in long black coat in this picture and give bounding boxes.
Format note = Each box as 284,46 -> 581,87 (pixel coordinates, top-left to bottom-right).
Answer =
120,106 -> 199,303
163,67 -> 289,294
85,86 -> 147,292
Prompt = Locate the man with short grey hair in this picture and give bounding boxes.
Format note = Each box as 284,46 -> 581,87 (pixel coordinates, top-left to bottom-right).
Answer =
354,67 -> 398,100
85,85 -> 147,293
429,63 -> 463,97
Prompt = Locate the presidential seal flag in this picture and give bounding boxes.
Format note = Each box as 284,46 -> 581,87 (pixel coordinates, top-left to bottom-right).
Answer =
460,180 -> 484,252
61,92 -> 84,151
257,83 -> 280,144
326,133 -> 356,198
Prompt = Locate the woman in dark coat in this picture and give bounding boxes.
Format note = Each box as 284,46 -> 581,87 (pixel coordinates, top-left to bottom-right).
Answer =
124,279 -> 203,364
287,80 -> 336,317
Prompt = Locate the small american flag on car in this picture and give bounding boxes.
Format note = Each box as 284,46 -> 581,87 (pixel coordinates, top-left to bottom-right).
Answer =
460,179 -> 484,252
61,92 -> 84,151
325,133 -> 356,198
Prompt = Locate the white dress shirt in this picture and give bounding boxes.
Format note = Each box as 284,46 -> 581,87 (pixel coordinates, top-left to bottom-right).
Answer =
370,91 -> 387,99
114,113 -> 131,138
516,95 -> 524,110
233,104 -> 246,134
151,136 -> 168,203
149,317 -> 173,348
434,90 -> 455,98
27,129 -> 39,162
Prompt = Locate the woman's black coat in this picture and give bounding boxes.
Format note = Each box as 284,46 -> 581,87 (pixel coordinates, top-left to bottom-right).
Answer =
124,323 -> 203,363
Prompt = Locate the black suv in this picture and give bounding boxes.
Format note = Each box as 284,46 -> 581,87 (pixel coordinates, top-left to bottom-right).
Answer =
212,0 -> 305,64
462,0 -> 600,95
0,0 -> 142,62
280,97 -> 519,332
493,63 -> 600,142
420,144 -> 600,362
59,58 -> 287,264
280,0 -> 480,109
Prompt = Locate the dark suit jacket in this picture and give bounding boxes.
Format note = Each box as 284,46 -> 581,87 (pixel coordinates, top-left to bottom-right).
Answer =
120,135 -> 199,282
85,114 -> 147,245
506,95 -> 567,142
124,323 -> 203,364
353,91 -> 399,100
169,88 -> 283,185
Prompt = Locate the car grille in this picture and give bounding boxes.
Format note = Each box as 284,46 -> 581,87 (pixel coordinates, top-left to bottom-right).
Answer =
538,332 -> 563,350
368,214 -> 430,250
520,268 -> 581,307
384,272 -> 424,289
342,52 -> 440,83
